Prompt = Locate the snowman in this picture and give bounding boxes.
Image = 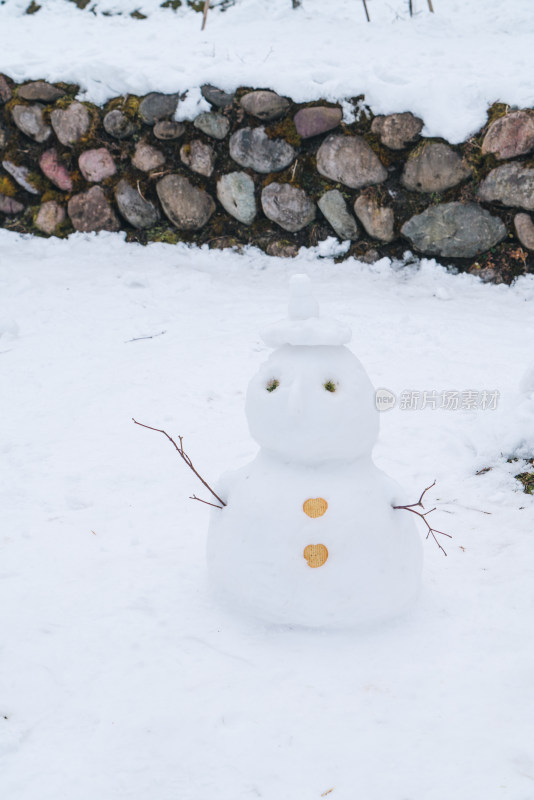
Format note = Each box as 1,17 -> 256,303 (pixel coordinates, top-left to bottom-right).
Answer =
206,274 -> 423,628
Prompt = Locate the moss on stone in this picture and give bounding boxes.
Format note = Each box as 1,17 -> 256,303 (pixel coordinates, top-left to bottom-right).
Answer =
265,118 -> 301,148
0,175 -> 17,197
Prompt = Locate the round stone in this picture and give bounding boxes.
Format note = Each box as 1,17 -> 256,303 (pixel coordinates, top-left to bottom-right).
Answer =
132,141 -> 165,173
193,112 -> 230,140
229,127 -> 296,173
482,111 -> 534,160
216,172 -> 256,225
294,106 -> 342,139
156,174 -> 215,230
68,186 -> 120,232
139,93 -> 179,125
12,103 -> 51,143
39,149 -> 73,191
371,112 -> 423,150
353,193 -> 394,242
401,202 -> 506,258
51,102 -> 91,146
2,160 -> 40,194
317,134 -> 387,189
0,194 -> 24,214
514,213 -> 534,250
261,182 -> 315,232
201,84 -> 235,108
317,190 -> 359,240
401,143 -> 471,193
180,140 -> 216,177
78,148 -> 116,183
478,163 -> 534,210
18,81 -> 65,102
114,179 -> 159,229
240,90 -> 289,121
103,110 -> 135,139
153,120 -> 185,140
35,201 -> 65,235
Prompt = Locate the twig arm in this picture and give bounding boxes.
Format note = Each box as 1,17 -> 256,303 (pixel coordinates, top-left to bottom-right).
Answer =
393,480 -> 450,556
133,419 -> 227,507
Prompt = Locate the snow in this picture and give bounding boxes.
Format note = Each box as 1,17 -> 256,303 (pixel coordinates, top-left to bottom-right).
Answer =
0,0 -> 533,141
1,229 -> 534,798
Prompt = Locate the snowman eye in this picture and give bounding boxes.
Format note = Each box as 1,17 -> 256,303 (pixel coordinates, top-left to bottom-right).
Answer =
323,381 -> 337,393
266,379 -> 280,393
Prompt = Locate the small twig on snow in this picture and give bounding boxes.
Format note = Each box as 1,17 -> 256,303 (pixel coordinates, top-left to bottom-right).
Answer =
133,419 -> 226,507
362,0 -> 370,22
125,331 -> 166,343
393,480 -> 451,556
427,0 -> 434,12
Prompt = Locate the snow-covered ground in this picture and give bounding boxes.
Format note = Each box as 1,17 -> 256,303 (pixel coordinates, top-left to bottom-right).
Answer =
1,230 -> 534,799
1,0 -> 534,141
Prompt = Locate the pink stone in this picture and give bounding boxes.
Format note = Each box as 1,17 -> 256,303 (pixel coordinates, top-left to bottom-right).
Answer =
39,149 -> 73,191
293,106 -> 342,139
78,148 -> 116,183
0,194 -> 23,214
35,201 -> 65,235
514,213 -> 534,250
482,111 -> 534,160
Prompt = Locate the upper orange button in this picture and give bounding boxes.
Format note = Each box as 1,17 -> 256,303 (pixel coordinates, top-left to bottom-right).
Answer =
303,497 -> 328,518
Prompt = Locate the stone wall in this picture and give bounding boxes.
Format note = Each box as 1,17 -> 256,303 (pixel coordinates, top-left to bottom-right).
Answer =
1,73 -> 534,283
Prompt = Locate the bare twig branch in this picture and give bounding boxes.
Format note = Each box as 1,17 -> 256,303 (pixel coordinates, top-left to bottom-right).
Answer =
427,0 -> 434,12
133,419 -> 227,507
125,331 -> 166,343
362,0 -> 370,22
201,0 -> 210,30
393,481 -> 451,556
190,494 -> 224,509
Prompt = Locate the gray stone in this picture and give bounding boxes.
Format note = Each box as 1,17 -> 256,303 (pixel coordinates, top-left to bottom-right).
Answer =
132,141 -> 165,172
103,109 -> 135,139
114,179 -> 159,229
266,241 -> 299,258
2,160 -> 40,194
261,182 -> 315,232
0,75 -> 12,104
51,102 -> 91,146
201,85 -> 235,108
317,189 -> 359,240
12,103 -> 51,143
193,112 -> 230,140
294,106 -> 342,139
316,134 -> 387,190
0,194 -> 23,214
478,163 -> 534,210
216,172 -> 256,225
371,112 -> 423,150
401,202 -> 506,258
156,174 -> 215,230
401,143 -> 471,193
39,149 -> 73,191
353,193 -> 394,242
180,140 -> 216,177
139,92 -> 179,124
0,123 -> 6,149
18,81 -> 65,102
153,120 -> 185,140
229,127 -> 296,173
67,186 -> 120,232
514,213 -> 534,250
78,148 -> 116,183
240,90 -> 290,121
482,111 -> 534,160
35,201 -> 65,234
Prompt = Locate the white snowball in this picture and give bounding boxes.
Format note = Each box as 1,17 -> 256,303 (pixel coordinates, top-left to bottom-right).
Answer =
245,344 -> 379,464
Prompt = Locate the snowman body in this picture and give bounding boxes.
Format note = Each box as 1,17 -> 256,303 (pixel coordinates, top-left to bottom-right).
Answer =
207,278 -> 423,628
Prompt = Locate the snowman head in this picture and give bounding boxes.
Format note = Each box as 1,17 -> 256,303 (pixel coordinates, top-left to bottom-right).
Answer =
245,276 -> 379,464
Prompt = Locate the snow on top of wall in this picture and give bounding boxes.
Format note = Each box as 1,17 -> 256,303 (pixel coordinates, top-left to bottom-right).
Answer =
1,0 -> 533,142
